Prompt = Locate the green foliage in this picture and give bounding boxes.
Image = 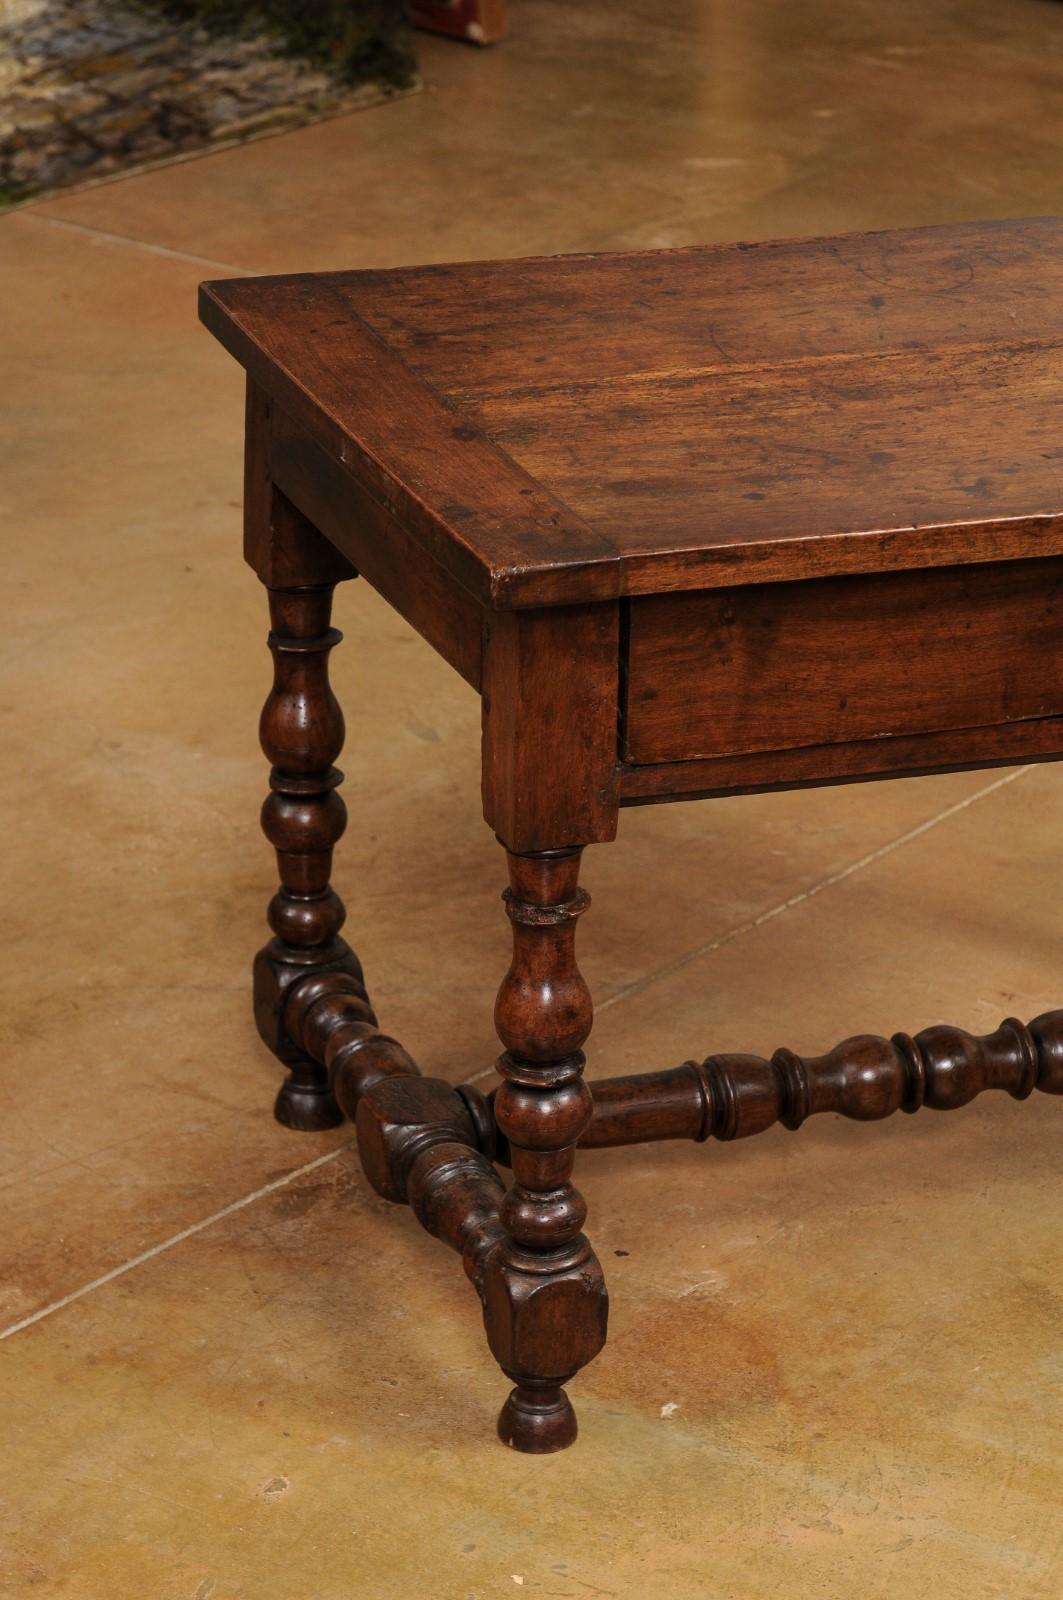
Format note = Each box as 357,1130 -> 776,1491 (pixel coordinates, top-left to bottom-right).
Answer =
146,0 -> 416,88
0,177 -> 31,208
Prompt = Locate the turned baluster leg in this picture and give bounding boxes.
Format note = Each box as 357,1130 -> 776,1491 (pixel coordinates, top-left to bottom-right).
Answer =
487,846 -> 606,1452
477,600 -> 618,1453
254,581 -> 364,1130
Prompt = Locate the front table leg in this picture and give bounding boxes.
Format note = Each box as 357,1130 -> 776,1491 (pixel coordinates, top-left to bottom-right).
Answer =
486,847 -> 608,1452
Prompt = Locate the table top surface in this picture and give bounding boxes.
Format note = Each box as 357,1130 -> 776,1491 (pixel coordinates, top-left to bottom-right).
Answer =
202,216 -> 1063,608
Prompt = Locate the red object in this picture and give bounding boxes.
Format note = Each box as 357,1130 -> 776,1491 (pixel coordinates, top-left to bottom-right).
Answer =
410,0 -> 506,45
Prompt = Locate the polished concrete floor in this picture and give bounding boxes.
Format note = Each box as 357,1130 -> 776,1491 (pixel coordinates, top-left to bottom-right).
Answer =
3,1 -> 1063,1595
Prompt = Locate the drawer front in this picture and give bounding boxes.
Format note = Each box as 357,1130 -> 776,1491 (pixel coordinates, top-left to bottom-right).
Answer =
624,557 -> 1063,765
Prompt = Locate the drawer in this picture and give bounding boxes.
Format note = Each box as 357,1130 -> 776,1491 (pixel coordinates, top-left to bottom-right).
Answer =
624,556 -> 1063,765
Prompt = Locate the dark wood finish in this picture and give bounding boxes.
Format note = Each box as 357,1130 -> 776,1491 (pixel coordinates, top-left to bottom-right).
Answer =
625,558 -> 1063,765
245,386 -> 366,1129
243,381 -> 356,589
204,217 -> 1063,608
276,955 -> 607,1448
267,398 -> 484,690
338,219 -> 1063,401
203,219 -> 1063,1455
200,274 -> 614,610
481,604 -> 620,853
493,1009 -> 1063,1159
273,966 -> 517,1380
490,849 -> 607,1452
254,582 -> 365,1129
618,717 -> 1063,805
277,962 -> 493,1267
284,967 -> 419,1120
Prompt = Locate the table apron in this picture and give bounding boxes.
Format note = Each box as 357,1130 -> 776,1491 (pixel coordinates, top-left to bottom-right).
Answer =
269,401 -> 486,691
622,556 -> 1063,784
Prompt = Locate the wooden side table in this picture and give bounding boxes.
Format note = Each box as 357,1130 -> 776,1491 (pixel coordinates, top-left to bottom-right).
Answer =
201,219 -> 1063,1453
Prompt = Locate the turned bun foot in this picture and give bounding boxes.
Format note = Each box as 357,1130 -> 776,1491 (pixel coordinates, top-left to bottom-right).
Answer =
497,1382 -> 578,1454
274,1073 -> 344,1131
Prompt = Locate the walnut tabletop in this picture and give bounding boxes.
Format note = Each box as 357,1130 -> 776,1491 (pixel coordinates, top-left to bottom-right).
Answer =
200,218 -> 1063,1455
201,216 -> 1063,609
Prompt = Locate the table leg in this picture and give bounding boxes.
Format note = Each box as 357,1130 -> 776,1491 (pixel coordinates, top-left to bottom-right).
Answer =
241,380 -> 367,1128
485,845 -> 608,1452
253,580 -> 369,1129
